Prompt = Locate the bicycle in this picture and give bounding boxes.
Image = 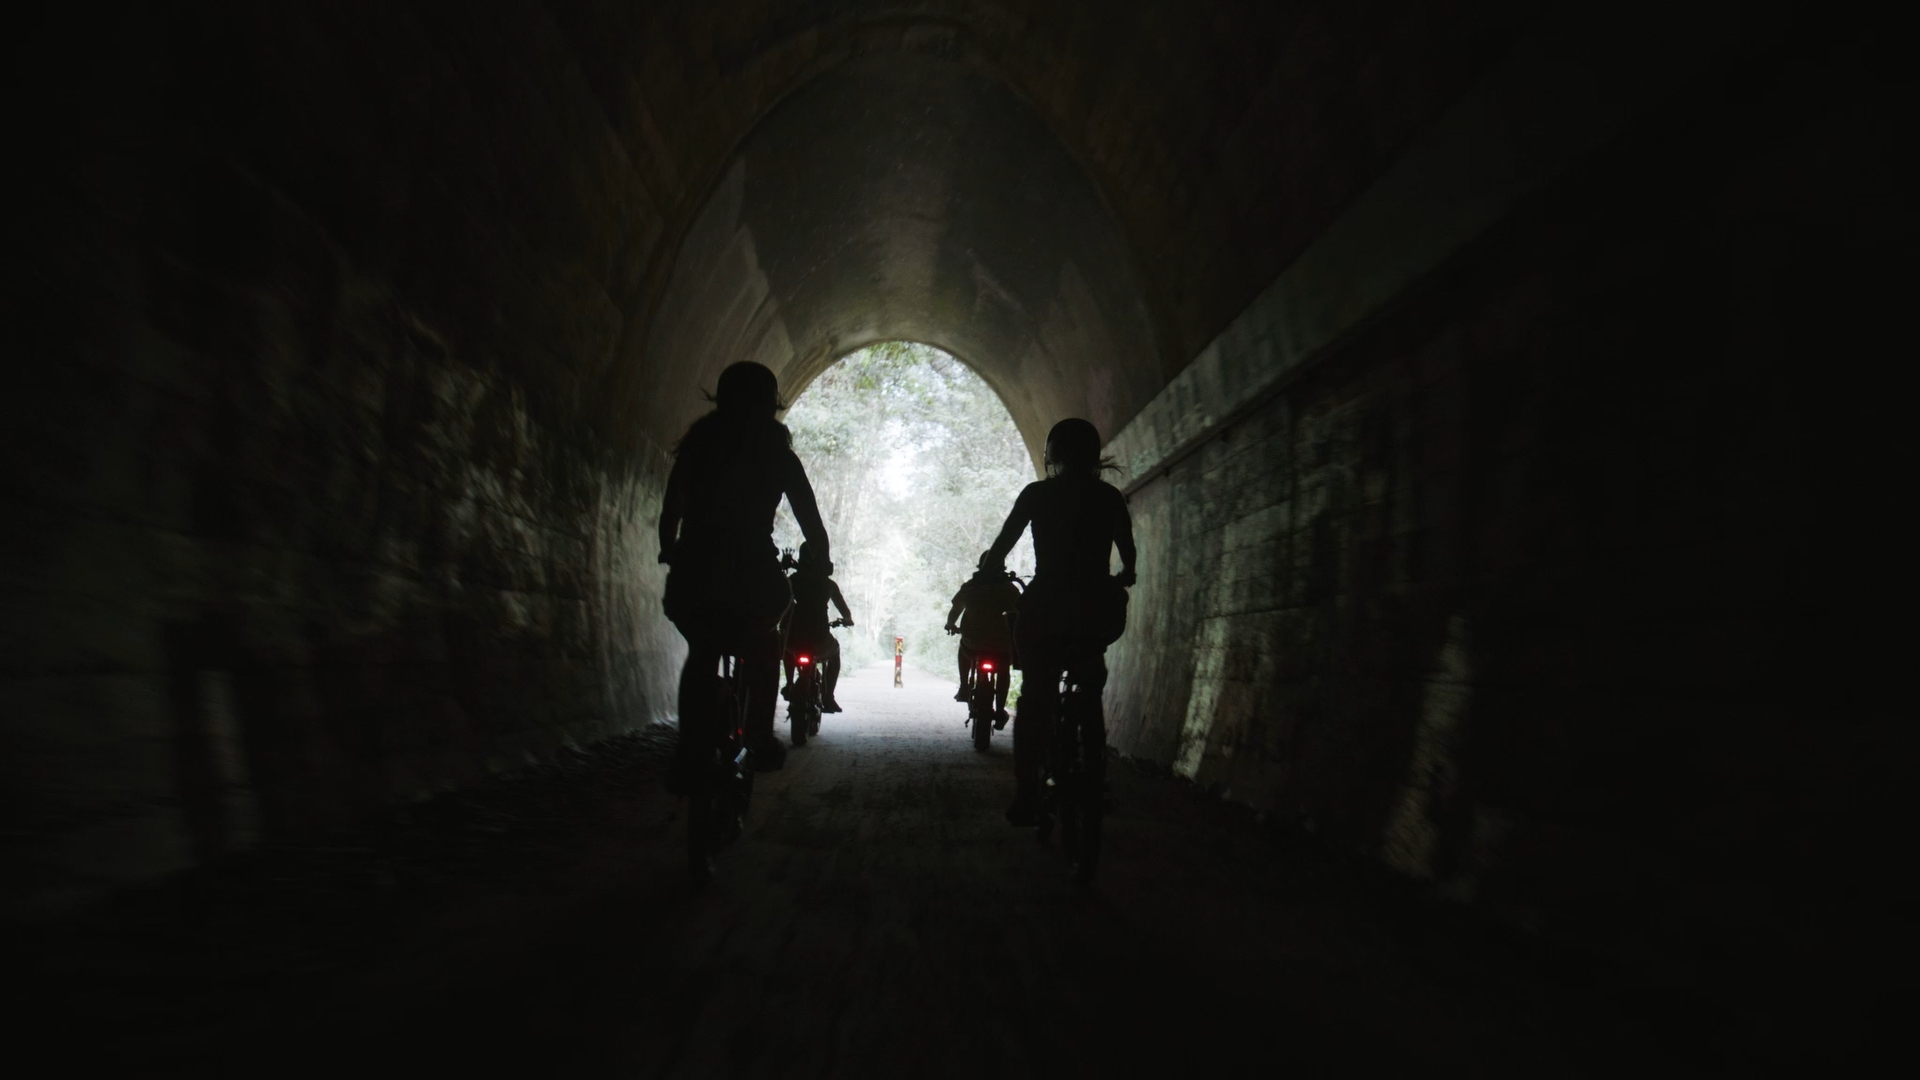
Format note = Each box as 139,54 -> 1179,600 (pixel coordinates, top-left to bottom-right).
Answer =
1034,660 -> 1107,884
950,570 -> 1022,751
786,617 -> 848,746
962,648 -> 1009,752
685,649 -> 758,887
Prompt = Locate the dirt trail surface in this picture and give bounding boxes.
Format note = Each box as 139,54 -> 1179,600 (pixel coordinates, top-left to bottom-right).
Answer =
14,662 -> 1605,1076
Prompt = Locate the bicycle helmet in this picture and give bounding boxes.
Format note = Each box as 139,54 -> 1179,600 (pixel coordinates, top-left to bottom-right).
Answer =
713,361 -> 782,417
1043,417 -> 1103,475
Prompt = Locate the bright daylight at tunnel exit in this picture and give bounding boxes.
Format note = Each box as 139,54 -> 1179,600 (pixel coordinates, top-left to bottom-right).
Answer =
772,341 -> 1037,679
7,1 -> 1902,1074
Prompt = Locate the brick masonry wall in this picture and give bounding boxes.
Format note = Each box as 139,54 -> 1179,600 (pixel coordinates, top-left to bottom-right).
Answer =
5,0 -> 1902,957
1104,10 -> 1906,990
0,0 -> 1541,913
2,2 -> 682,915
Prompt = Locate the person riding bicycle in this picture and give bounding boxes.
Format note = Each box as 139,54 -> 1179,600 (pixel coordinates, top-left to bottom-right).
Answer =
980,417 -> 1137,826
783,540 -> 853,713
945,559 -> 1022,724
659,361 -> 830,780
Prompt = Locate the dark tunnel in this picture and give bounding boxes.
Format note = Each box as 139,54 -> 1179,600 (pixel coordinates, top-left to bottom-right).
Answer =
4,0 -> 1906,1072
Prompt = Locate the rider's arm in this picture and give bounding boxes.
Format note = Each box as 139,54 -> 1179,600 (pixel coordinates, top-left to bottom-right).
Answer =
1113,487 -> 1138,587
829,579 -> 853,624
782,451 -> 831,559
945,593 -> 965,631
657,455 -> 687,563
983,484 -> 1037,566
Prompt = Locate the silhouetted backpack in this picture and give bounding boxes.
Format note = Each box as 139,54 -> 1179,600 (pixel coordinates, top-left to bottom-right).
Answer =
1015,576 -> 1129,655
1091,577 -> 1129,646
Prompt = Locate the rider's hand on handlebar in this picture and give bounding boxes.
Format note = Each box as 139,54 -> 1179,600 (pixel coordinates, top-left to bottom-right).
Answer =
945,624 -> 959,635
1116,567 -> 1137,588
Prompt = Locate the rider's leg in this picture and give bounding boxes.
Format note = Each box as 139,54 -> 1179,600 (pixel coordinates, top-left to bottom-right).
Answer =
955,643 -> 972,700
822,636 -> 843,709
672,642 -> 720,789
744,627 -> 787,768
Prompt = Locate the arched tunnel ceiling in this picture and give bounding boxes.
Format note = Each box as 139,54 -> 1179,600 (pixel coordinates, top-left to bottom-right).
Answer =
558,0 -> 1519,459
642,53 -> 1163,457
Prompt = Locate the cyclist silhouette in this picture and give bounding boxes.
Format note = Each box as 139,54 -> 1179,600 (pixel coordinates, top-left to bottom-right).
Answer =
659,361 -> 829,778
946,561 -> 1022,720
981,418 -> 1136,825
784,540 -> 853,712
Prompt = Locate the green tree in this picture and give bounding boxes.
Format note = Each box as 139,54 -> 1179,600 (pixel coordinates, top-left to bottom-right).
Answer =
775,342 -> 1034,676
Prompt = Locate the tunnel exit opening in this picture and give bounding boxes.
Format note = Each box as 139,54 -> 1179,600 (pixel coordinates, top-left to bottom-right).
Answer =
773,341 -> 1034,685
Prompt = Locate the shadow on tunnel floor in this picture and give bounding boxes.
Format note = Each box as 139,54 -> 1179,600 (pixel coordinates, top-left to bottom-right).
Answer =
3,721 -> 1791,1077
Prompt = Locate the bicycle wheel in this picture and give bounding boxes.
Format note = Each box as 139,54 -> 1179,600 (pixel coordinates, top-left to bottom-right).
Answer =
1073,776 -> 1102,882
718,755 -> 751,849
684,674 -> 726,884
687,751 -> 719,884
970,674 -> 993,751
1057,770 -> 1082,861
790,671 -> 809,747
1072,698 -> 1106,883
723,670 -> 753,845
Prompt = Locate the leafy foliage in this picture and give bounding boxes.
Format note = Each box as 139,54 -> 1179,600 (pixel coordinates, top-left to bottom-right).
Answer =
775,342 -> 1035,675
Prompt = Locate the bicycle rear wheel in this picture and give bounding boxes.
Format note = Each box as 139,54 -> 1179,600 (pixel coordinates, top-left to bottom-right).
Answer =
1073,780 -> 1102,882
970,673 -> 994,751
686,756 -> 717,884
1057,772 -> 1082,861
789,672 -> 810,747
718,756 -> 751,848
684,673 -> 725,884
1071,698 -> 1106,883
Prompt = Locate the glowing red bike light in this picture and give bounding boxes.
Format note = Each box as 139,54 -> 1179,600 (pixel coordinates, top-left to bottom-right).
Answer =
797,655 -> 811,666
981,661 -> 994,671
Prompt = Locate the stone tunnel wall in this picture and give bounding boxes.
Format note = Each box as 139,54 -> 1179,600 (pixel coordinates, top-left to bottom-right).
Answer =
3,2 -> 683,915
3,0 -> 1536,915
1103,7 -> 1904,985
5,0 -> 1901,943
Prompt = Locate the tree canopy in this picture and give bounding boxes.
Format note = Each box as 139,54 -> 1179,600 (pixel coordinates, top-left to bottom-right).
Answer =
774,342 -> 1035,673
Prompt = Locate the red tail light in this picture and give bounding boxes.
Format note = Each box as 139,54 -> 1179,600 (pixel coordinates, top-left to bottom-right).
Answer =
981,661 -> 994,671
797,655 -> 811,666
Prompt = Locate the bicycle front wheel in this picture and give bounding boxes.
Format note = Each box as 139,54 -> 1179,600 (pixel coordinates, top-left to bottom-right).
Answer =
687,757 -> 717,883
1072,703 -> 1107,883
